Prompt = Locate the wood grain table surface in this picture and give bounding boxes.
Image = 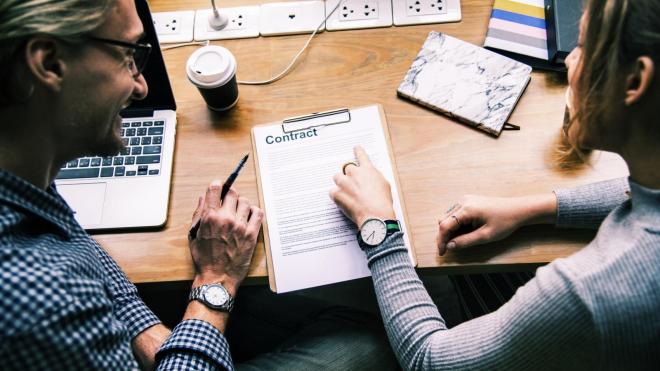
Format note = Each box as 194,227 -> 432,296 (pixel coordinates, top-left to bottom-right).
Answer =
97,0 -> 628,283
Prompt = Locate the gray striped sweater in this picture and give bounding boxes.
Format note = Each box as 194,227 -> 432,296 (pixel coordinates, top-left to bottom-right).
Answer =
367,178 -> 660,370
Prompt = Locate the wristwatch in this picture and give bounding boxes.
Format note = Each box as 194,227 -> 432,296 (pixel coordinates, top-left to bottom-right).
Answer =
357,218 -> 401,249
189,283 -> 234,312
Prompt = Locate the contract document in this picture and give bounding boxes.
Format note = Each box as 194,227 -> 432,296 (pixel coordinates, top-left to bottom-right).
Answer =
251,105 -> 416,293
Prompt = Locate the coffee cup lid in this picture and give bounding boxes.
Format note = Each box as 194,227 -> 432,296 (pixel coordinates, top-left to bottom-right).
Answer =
186,45 -> 237,88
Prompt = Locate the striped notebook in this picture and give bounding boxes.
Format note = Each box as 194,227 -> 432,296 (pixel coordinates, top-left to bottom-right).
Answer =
484,0 -> 564,71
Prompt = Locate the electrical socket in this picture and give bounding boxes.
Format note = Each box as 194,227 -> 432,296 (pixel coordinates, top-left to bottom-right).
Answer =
325,0 -> 393,31
406,0 -> 447,16
259,1 -> 326,36
152,10 -> 195,44
194,6 -> 260,41
393,0 -> 461,26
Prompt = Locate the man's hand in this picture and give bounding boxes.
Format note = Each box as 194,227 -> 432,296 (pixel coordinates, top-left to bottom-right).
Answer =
189,181 -> 264,296
329,146 -> 396,227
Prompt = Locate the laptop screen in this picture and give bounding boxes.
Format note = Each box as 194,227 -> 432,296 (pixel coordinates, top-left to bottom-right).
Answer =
122,0 -> 176,114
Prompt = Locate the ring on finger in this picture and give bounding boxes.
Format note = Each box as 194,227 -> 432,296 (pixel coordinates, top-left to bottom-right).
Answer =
450,215 -> 462,228
446,203 -> 459,214
342,161 -> 359,175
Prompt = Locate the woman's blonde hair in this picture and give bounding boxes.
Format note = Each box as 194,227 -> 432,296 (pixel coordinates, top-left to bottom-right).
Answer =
0,0 -> 111,105
556,0 -> 660,167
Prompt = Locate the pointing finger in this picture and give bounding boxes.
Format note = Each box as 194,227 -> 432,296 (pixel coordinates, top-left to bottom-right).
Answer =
205,181 -> 223,209
354,146 -> 373,167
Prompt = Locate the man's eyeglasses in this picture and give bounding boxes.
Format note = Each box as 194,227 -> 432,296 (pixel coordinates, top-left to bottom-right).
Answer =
89,36 -> 152,77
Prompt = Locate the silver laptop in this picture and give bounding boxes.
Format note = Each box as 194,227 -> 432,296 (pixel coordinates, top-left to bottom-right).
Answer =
56,0 -> 177,231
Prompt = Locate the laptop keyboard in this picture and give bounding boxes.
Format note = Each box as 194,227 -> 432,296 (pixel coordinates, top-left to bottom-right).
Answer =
56,119 -> 165,180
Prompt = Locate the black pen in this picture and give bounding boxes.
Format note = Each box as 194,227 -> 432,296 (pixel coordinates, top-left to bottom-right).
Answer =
188,153 -> 250,240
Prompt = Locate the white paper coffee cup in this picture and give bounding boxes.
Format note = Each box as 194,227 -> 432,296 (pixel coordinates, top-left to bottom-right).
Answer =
186,45 -> 239,111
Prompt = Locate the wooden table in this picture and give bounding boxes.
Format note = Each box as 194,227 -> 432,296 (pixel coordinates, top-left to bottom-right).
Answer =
97,0 -> 628,284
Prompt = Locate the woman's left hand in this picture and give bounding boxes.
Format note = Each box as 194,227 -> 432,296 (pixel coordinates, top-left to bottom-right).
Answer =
329,146 -> 396,227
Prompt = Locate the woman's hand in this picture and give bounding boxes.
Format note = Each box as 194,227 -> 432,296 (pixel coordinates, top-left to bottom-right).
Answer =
438,194 -> 557,256
330,146 -> 396,227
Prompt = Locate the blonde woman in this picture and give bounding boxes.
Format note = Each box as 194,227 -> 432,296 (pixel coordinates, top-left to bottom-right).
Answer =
330,0 -> 660,369
0,0 -> 395,370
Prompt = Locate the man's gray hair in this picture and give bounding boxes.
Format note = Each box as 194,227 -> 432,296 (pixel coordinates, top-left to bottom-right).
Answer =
0,0 -> 112,105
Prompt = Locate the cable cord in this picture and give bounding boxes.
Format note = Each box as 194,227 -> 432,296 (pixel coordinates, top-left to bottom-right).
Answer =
159,1 -> 341,85
237,0 -> 341,85
161,40 -> 210,51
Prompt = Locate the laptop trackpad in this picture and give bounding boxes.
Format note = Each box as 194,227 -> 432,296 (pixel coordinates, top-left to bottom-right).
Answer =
58,183 -> 107,226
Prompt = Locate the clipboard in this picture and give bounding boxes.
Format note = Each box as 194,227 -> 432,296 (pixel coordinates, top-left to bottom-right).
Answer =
251,104 -> 417,293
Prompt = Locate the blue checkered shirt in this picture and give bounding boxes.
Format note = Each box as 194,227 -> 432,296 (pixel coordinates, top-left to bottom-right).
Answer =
0,170 -> 233,370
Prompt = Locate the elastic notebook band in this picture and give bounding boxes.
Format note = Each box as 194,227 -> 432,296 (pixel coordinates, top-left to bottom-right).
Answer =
503,122 -> 521,130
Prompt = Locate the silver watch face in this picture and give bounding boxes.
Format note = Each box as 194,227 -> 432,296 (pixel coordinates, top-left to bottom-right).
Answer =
204,285 -> 229,306
360,218 -> 387,246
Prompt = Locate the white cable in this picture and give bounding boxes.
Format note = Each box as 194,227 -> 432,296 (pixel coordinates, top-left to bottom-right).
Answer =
161,40 -> 210,51
208,0 -> 229,30
160,2 -> 340,85
237,0 -> 341,85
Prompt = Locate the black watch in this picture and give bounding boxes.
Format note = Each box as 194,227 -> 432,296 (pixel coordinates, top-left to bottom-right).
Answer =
356,218 -> 401,249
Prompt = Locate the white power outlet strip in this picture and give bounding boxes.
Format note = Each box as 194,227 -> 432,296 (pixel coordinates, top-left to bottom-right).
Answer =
152,10 -> 195,44
259,1 -> 326,36
194,6 -> 260,41
393,0 -> 461,26
325,0 -> 393,31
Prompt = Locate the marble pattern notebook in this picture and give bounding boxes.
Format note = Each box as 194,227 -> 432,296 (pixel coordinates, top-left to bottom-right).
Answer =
398,31 -> 532,136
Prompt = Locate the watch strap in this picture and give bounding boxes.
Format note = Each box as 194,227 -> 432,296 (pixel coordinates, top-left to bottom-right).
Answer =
188,285 -> 203,301
223,295 -> 235,312
384,220 -> 401,234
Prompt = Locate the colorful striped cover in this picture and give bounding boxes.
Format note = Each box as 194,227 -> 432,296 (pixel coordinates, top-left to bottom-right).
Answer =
484,0 -> 548,61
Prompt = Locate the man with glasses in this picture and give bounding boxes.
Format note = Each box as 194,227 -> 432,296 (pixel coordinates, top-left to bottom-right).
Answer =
0,0 -> 259,369
0,0 -> 397,370
0,0 -> 229,369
